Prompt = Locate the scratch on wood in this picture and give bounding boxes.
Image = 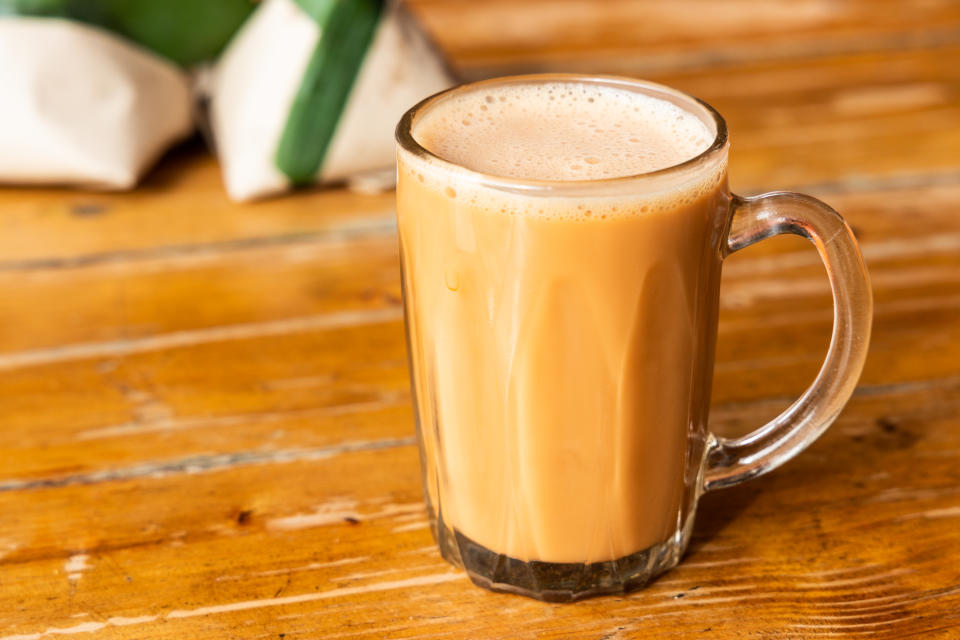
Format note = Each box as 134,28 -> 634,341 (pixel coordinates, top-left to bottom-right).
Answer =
0,307 -> 403,373
215,557 -> 368,582
722,231 -> 960,276
852,375 -> 960,398
709,377 -> 960,413
671,557 -> 761,570
790,618 -> 903,630
895,505 -> 960,521
0,616 -> 159,640
813,583 -> 960,612
791,567 -> 912,589
341,566 -> 424,581
267,501 -> 424,532
720,293 -> 960,334
165,572 -> 465,618
0,573 -> 464,639
797,563 -> 900,579
865,485 -> 960,504
64,554 -> 91,581
721,265 -> 960,307
400,545 -> 440,556
0,538 -> 20,560
266,498 -> 360,531
0,215 -> 397,273
76,392 -> 409,441
0,437 -> 416,492
390,510 -> 426,523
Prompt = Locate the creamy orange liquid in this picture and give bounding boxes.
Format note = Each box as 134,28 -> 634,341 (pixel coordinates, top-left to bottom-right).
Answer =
398,81 -> 729,563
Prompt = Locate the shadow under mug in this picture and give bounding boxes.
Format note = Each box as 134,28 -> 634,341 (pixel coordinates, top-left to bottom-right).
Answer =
394,74 -> 872,602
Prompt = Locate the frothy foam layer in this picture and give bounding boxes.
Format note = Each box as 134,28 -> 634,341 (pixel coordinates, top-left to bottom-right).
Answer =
412,81 -> 713,181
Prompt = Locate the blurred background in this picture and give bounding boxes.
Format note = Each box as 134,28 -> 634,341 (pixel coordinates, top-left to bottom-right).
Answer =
408,0 -> 960,193
3,0 -> 958,197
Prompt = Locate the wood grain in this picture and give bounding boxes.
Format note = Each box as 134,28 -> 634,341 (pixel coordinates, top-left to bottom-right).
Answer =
408,0 -> 960,77
0,1 -> 959,638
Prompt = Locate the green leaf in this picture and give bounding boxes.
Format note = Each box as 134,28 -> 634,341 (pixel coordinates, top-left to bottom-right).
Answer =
274,0 -> 384,184
0,0 -> 256,66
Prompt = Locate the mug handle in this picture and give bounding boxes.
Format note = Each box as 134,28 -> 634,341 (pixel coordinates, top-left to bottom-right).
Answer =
704,192 -> 873,491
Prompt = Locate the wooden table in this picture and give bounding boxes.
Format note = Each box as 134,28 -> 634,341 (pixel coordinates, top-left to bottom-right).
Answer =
2,1 -> 959,637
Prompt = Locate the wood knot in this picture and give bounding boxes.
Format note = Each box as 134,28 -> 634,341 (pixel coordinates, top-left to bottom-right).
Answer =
876,416 -> 898,433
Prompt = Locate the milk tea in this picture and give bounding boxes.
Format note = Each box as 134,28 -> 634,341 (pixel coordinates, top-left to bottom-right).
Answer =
397,80 -> 729,564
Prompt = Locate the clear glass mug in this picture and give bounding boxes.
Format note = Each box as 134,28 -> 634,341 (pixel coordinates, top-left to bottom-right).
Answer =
395,74 -> 872,602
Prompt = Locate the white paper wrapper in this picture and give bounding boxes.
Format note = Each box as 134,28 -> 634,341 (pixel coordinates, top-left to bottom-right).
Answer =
0,18 -> 193,189
210,0 -> 455,201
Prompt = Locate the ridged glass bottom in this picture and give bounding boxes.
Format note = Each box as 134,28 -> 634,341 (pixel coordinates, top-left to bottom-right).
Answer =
432,512 -> 696,602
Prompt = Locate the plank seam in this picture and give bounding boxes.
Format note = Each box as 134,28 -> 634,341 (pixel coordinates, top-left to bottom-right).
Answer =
0,306 -> 403,372
0,436 -> 416,493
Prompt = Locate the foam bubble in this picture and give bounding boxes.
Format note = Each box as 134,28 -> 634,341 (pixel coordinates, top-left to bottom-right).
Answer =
414,82 -> 712,182
403,80 -> 726,221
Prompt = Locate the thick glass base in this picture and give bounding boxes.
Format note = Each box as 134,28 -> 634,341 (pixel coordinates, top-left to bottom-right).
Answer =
433,514 -> 695,602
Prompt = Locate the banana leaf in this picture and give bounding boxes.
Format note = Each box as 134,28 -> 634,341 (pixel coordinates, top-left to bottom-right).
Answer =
0,0 -> 255,66
274,0 -> 384,183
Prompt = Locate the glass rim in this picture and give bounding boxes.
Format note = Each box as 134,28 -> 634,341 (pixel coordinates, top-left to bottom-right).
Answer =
395,73 -> 729,196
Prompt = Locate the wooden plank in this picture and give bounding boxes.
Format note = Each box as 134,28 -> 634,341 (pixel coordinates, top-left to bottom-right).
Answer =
0,181 -> 955,354
0,294 -> 952,490
653,46 -> 960,193
0,185 -> 955,483
0,143 -> 396,265
0,235 -> 402,352
0,300 -> 954,484
0,381 -> 957,638
0,242 -> 950,448
0,320 -> 411,478
408,0 -> 960,75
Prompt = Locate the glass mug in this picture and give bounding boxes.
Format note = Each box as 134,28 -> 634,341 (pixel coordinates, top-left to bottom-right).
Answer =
394,74 -> 872,602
